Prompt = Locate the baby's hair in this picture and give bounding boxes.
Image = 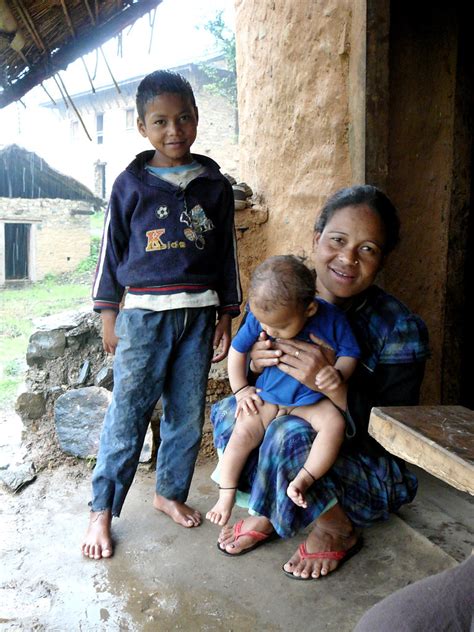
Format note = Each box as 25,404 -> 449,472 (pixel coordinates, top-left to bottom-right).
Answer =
249,255 -> 316,312
136,70 -> 197,121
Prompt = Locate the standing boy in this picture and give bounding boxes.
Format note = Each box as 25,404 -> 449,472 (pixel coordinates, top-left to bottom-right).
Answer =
82,70 -> 241,559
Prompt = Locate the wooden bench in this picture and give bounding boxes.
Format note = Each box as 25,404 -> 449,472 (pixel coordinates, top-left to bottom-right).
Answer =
368,405 -> 474,495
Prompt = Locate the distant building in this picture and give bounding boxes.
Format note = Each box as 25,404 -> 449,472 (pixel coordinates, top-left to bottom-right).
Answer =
0,145 -> 101,285
42,59 -> 238,199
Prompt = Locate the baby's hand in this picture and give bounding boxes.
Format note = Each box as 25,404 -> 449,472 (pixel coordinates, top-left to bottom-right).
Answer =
315,365 -> 343,392
235,386 -> 260,417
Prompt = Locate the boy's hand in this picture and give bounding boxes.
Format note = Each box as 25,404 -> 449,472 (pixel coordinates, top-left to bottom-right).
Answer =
212,313 -> 232,363
101,310 -> 119,355
315,365 -> 342,392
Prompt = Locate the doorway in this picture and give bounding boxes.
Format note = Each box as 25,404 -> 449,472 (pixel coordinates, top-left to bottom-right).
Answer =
5,223 -> 30,280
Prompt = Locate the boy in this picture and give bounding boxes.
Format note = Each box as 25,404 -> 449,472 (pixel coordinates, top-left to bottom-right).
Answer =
82,70 -> 241,559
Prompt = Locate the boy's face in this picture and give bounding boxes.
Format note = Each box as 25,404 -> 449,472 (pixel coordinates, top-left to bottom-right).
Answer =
137,92 -> 198,167
250,301 -> 317,340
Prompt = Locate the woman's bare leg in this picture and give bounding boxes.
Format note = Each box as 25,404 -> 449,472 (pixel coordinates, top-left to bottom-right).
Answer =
283,502 -> 359,578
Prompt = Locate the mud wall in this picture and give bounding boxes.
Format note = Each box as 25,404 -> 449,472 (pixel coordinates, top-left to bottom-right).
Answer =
234,0 -> 357,276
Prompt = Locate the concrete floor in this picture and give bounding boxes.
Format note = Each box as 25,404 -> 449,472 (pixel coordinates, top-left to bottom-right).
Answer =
1,455 -> 472,632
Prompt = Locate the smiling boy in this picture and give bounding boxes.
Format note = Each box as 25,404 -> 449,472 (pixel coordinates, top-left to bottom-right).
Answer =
82,70 -> 241,560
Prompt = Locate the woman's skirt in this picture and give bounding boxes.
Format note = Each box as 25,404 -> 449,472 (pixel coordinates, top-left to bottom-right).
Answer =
211,395 -> 418,538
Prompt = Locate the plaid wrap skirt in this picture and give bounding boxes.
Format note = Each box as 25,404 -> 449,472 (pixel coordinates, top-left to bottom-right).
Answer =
211,395 -> 418,538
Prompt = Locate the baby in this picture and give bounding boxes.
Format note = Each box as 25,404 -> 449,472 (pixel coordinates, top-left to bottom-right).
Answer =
206,255 -> 360,526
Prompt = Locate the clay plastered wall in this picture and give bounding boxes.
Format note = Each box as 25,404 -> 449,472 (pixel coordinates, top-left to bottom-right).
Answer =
0,198 -> 92,280
385,5 -> 457,403
235,0 -> 354,268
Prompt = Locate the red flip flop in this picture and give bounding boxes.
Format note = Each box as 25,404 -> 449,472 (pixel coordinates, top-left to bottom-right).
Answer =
282,537 -> 363,580
217,519 -> 275,557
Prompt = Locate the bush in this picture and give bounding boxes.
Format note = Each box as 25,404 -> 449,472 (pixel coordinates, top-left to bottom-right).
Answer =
76,236 -> 101,273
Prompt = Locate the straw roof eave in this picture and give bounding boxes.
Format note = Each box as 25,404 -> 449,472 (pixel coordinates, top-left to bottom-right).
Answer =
0,0 -> 162,109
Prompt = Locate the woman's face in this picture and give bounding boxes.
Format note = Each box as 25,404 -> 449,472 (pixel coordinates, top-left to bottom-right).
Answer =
313,204 -> 386,304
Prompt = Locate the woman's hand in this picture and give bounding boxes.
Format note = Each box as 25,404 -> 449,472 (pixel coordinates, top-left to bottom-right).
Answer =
273,334 -> 337,391
235,385 -> 263,417
249,331 -> 282,374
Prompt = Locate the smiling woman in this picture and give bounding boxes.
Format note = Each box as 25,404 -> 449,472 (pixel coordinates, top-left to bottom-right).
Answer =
210,185 -> 430,580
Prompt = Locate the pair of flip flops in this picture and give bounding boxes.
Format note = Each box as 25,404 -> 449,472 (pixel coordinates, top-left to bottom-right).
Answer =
282,537 -> 363,580
217,519 -> 275,556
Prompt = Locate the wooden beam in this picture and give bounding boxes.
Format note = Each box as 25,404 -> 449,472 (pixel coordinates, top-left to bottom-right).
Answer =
0,0 -> 162,108
369,405 -> 474,494
60,0 -> 76,38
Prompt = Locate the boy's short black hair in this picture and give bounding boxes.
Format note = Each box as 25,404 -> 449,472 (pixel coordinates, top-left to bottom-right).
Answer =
136,70 -> 197,121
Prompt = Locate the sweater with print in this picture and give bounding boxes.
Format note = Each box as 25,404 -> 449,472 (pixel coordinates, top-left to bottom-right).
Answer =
93,151 -> 242,315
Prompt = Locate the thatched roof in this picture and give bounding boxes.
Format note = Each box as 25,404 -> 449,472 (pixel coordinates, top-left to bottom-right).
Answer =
0,143 -> 103,206
0,0 -> 162,109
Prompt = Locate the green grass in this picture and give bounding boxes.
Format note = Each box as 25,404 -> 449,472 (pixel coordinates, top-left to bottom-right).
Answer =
0,250 -> 98,409
90,211 -> 105,236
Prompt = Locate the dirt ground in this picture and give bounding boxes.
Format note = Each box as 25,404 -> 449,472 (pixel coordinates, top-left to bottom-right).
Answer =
1,406 -> 472,632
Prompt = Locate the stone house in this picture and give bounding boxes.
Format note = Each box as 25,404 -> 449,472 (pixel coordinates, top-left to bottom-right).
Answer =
40,60 -> 238,200
0,144 -> 101,285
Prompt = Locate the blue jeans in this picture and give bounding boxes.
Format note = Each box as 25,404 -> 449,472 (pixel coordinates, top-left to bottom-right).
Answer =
91,307 -> 215,516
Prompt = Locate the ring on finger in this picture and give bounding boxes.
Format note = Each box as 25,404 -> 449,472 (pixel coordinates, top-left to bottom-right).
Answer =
295,350 -> 300,358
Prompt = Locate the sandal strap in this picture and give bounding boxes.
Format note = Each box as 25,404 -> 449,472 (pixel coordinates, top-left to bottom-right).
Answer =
298,541 -> 347,561
234,519 -> 271,543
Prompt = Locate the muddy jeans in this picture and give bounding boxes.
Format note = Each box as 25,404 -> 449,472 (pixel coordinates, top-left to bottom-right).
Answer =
90,306 -> 215,516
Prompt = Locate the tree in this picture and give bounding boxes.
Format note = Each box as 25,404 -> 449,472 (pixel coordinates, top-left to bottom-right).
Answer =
199,11 -> 238,135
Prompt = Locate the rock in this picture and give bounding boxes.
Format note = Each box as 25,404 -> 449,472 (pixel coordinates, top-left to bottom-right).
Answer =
54,386 -> 111,458
54,386 -> 153,462
94,366 -> 114,390
76,360 -> 90,385
26,330 -> 66,366
0,461 -> 36,493
15,391 -> 46,420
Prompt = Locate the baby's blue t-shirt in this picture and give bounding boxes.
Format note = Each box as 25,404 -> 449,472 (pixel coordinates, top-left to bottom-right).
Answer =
232,298 -> 360,407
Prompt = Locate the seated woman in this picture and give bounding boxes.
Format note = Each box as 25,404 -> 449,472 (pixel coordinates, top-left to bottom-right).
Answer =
211,184 -> 430,579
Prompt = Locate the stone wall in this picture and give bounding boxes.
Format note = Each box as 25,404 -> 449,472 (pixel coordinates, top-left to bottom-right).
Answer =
0,198 -> 93,284
16,310 -> 231,462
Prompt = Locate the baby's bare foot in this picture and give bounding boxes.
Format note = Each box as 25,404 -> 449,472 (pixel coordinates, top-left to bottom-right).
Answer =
81,509 -> 113,560
153,494 -> 201,528
206,492 -> 236,526
287,481 -> 308,508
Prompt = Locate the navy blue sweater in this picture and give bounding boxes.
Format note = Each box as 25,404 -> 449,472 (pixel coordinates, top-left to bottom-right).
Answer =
93,151 -> 242,315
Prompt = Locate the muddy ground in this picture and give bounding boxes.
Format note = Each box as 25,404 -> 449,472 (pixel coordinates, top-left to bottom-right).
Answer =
1,406 -> 472,632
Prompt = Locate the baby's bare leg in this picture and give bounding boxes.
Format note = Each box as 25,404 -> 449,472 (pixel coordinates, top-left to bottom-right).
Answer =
206,401 -> 278,525
287,400 -> 346,508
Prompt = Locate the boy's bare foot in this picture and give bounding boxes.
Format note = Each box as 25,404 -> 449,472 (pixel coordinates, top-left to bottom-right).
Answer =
206,489 -> 236,526
283,503 -> 358,579
153,493 -> 201,527
286,467 -> 316,508
81,509 -> 113,560
217,516 -> 274,555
